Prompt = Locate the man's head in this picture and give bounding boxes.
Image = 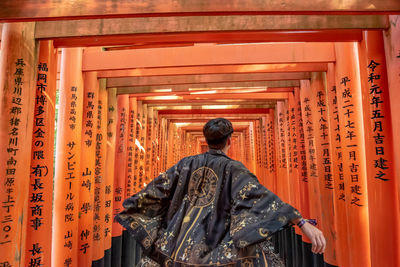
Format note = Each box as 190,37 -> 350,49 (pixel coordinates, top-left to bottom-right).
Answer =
203,118 -> 234,150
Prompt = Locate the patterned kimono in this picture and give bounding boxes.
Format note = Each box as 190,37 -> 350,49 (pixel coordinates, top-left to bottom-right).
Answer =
115,149 -> 301,266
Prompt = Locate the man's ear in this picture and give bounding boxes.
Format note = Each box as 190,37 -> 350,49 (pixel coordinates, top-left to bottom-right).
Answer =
227,137 -> 231,146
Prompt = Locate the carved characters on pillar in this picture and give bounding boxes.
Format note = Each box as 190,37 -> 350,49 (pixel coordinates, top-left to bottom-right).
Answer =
26,59 -> 53,267
366,60 -> 389,181
315,89 -> 334,190
302,97 -> 318,179
1,59 -> 27,252
339,76 -> 364,207
330,85 -> 345,201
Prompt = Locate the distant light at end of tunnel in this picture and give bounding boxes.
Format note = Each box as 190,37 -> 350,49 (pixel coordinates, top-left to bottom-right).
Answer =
145,95 -> 180,100
174,123 -> 191,127
153,88 -> 172,92
201,105 -> 241,109
190,90 -> 217,95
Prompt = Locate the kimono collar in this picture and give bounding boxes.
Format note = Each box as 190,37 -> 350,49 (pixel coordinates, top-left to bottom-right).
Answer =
207,149 -> 230,159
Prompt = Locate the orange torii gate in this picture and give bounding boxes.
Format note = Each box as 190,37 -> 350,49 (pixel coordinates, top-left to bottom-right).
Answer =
0,6 -> 400,267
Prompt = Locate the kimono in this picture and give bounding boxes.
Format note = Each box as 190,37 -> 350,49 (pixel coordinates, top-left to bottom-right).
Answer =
115,149 -> 302,266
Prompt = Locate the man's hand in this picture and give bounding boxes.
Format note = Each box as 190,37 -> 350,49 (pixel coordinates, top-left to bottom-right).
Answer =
300,222 -> 326,254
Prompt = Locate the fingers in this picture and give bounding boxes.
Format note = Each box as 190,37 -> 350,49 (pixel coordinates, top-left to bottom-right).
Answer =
313,235 -> 323,254
311,230 -> 325,254
320,233 -> 327,253
301,223 -> 326,254
316,231 -> 326,254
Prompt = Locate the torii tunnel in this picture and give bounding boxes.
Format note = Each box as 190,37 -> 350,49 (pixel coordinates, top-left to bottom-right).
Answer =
0,2 -> 400,267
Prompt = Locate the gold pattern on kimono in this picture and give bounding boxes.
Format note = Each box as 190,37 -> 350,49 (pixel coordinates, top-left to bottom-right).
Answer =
242,258 -> 254,267
188,167 -> 218,207
259,228 -> 269,237
142,236 -> 152,249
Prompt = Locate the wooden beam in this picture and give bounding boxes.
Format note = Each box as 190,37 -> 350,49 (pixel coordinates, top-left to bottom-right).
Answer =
143,99 -> 283,104
149,103 -> 274,108
169,118 -> 260,123
36,16 -> 386,38
158,108 -> 270,115
165,116 -> 260,121
116,81 -> 298,94
97,63 -> 327,78
0,0 -> 399,21
124,88 -> 292,98
138,92 -> 289,100
82,43 -> 335,71
107,72 -> 310,87
34,15 -> 388,46
51,30 -> 364,47
182,126 -> 249,131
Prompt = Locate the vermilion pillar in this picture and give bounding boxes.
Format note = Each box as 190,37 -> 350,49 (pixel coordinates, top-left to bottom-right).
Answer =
111,94 -> 129,267
152,110 -> 159,177
254,119 -> 261,179
261,116 -> 270,187
146,107 -> 154,181
166,120 -> 174,168
359,30 -> 400,267
335,42 -> 371,267
383,15 -> 400,210
294,87 -> 310,221
267,110 -> 277,194
326,63 -> 351,267
309,72 -> 337,266
288,94 -> 301,212
299,80 -> 323,227
133,99 -> 141,193
159,117 -> 167,172
105,87 -> 117,266
260,117 -> 269,186
126,97 -> 137,196
249,122 -> 256,174
141,104 -> 149,184
92,79 -> 108,265
78,72 -> 99,266
52,48 -> 84,267
275,101 -> 290,203
0,22 -> 36,267
24,40 -> 57,267
137,102 -> 146,188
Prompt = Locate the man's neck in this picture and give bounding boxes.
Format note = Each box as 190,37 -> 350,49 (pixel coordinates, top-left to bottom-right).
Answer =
221,146 -> 229,154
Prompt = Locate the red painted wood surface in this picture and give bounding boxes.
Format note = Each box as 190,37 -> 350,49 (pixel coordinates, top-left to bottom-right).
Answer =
53,48 -> 84,267
92,78 -> 108,261
24,40 -> 57,267
359,30 -> 400,267
335,42 -> 371,267
78,71 -> 99,266
309,72 -> 337,266
104,87 -> 117,252
326,63 -> 351,267
293,87 -> 311,221
112,95 -> 129,237
299,80 -> 323,228
383,15 -> 400,210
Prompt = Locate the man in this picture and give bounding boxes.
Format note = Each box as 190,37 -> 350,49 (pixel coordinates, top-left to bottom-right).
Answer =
116,118 -> 325,266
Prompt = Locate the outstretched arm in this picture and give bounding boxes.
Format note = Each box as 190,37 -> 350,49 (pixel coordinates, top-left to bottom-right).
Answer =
291,218 -> 326,254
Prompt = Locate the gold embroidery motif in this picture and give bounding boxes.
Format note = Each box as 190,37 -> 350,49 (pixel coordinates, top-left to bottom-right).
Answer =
130,221 -> 139,230
242,258 -> 254,267
138,257 -> 160,267
164,259 -> 172,267
258,228 -> 269,237
188,167 -> 218,207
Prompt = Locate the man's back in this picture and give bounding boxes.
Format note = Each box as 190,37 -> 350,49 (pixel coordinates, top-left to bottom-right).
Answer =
116,149 -> 300,266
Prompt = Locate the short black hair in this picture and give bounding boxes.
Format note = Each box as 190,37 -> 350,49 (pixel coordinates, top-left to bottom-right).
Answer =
203,118 -> 233,150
